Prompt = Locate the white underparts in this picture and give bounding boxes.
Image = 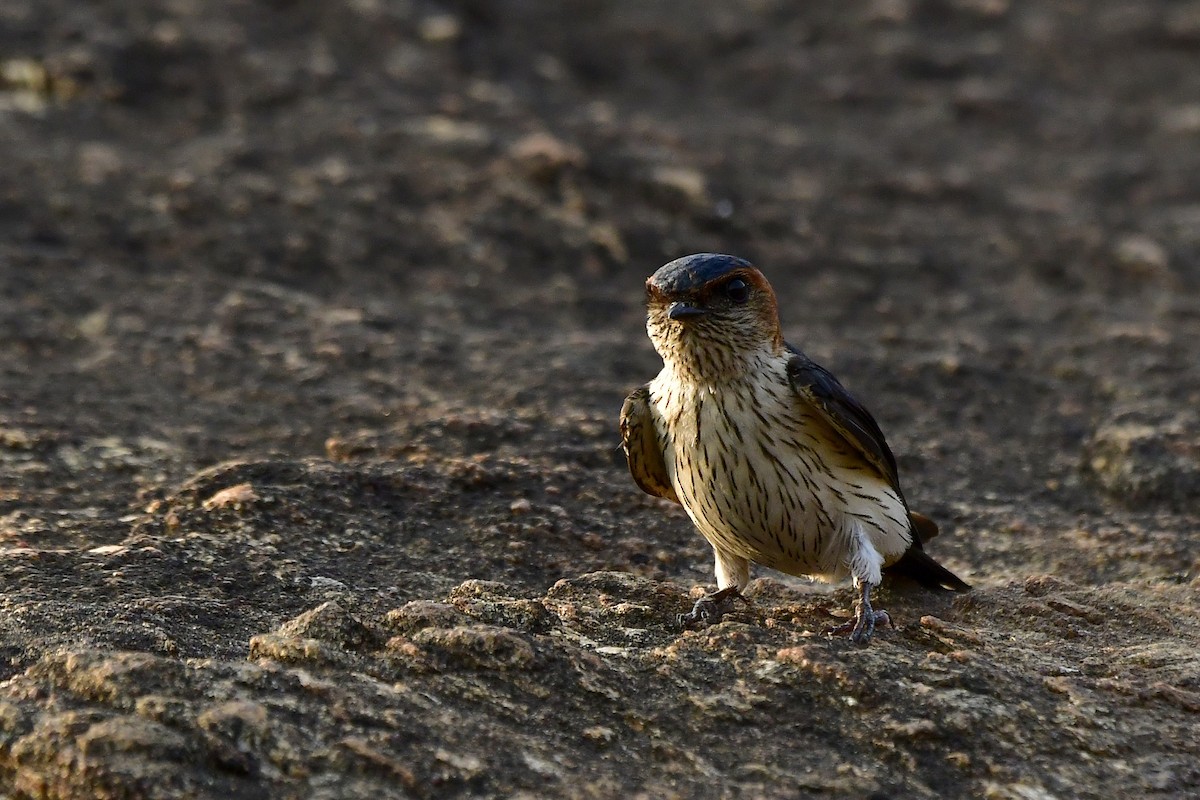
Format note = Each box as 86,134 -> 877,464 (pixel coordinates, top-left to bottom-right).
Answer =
648,354 -> 911,587
845,518 -> 884,587
713,547 -> 751,591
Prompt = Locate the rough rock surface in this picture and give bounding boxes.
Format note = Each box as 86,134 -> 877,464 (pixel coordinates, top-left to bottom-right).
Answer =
2,1 -> 1199,798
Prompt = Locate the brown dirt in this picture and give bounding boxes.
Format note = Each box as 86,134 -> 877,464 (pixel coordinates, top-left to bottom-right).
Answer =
2,1 -> 1199,797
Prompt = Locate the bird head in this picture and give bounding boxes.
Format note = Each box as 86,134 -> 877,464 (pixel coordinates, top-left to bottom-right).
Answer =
645,253 -> 783,380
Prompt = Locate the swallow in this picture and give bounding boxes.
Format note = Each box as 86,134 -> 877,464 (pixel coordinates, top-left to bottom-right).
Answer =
620,253 -> 969,643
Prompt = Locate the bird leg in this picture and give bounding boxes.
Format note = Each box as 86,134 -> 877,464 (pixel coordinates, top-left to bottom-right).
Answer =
825,581 -> 893,644
677,586 -> 749,627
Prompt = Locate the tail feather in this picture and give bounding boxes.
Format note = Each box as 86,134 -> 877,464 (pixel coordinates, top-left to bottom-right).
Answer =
884,547 -> 971,592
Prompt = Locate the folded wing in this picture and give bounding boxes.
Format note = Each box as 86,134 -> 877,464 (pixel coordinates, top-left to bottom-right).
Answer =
620,385 -> 680,504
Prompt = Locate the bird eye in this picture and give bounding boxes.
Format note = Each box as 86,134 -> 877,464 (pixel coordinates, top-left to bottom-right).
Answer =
725,278 -> 750,304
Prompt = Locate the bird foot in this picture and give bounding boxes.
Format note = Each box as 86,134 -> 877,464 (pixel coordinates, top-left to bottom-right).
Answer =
677,586 -> 749,627
825,583 -> 894,644
824,608 -> 893,644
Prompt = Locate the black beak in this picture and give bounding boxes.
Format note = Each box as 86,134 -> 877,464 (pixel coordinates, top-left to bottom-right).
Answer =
668,301 -> 707,321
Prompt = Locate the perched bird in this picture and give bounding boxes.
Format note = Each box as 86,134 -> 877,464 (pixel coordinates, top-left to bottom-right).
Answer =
620,253 -> 969,643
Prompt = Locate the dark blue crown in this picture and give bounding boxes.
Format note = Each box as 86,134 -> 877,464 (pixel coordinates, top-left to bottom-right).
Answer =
649,253 -> 753,294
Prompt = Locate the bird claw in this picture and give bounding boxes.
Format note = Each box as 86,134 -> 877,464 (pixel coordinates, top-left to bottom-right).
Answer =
824,609 -> 893,644
824,582 -> 894,644
677,587 -> 749,627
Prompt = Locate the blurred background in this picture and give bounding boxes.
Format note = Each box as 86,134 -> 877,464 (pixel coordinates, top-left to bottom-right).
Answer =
3,0 -> 1198,577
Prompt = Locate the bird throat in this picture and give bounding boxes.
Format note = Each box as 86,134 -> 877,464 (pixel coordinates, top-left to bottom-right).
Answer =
658,333 -> 775,385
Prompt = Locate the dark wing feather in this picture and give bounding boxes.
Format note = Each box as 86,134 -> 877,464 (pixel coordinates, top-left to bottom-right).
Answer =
785,350 -> 901,495
620,385 -> 679,504
787,349 -> 970,590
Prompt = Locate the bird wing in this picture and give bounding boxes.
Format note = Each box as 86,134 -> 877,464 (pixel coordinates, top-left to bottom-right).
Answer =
787,350 -> 965,587
785,350 -> 902,498
620,385 -> 680,504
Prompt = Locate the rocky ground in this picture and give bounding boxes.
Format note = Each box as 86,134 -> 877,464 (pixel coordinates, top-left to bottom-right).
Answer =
1,0 -> 1199,797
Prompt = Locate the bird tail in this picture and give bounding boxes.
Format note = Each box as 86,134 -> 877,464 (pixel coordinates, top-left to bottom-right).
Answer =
884,547 -> 971,592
